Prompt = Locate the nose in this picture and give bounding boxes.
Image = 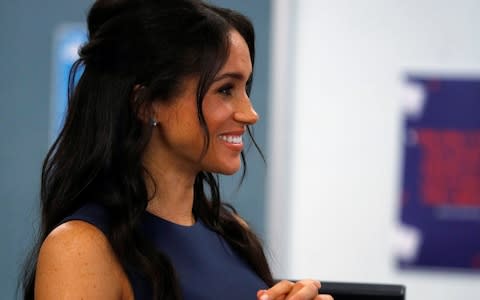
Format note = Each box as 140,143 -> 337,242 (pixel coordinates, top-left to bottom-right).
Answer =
233,96 -> 259,125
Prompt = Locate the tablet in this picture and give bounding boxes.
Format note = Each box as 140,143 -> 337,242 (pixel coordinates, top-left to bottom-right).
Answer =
318,281 -> 406,300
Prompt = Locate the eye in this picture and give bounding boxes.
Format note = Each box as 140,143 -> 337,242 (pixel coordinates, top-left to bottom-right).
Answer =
218,84 -> 234,96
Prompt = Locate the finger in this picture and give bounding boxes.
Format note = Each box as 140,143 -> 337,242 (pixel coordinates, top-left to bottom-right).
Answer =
316,294 -> 334,300
259,280 -> 294,299
285,280 -> 318,300
285,280 -> 320,300
295,279 -> 321,289
258,289 -> 287,300
284,284 -> 303,300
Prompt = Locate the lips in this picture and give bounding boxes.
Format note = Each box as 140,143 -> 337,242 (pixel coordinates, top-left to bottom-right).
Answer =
218,130 -> 245,151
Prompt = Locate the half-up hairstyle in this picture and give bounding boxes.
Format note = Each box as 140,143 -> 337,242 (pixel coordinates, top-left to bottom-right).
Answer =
22,0 -> 273,299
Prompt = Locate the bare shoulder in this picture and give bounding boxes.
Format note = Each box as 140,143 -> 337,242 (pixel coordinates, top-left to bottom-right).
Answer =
35,220 -> 132,299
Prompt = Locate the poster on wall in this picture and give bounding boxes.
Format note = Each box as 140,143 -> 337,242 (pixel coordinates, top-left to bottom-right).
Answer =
50,24 -> 86,143
396,74 -> 480,271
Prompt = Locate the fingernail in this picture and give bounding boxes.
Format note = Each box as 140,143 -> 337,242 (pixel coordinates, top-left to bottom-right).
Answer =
260,294 -> 269,300
314,281 -> 321,288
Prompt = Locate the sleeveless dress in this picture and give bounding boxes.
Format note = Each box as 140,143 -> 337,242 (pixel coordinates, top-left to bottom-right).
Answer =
61,203 -> 267,299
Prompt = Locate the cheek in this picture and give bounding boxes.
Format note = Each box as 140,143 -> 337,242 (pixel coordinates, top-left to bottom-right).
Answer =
161,105 -> 205,150
171,102 -> 204,134
203,101 -> 232,130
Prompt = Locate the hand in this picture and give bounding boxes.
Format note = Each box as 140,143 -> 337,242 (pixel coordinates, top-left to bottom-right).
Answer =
257,280 -> 333,300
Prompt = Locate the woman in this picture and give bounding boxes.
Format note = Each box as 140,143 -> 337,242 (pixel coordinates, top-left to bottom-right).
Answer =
22,0 -> 332,299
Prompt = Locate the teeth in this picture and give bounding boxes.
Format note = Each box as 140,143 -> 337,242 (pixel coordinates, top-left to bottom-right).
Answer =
219,135 -> 242,144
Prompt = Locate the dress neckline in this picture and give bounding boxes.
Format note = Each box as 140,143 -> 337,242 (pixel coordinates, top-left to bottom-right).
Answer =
143,209 -> 199,229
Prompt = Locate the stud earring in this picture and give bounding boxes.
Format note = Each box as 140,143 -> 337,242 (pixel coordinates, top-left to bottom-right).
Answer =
150,118 -> 158,127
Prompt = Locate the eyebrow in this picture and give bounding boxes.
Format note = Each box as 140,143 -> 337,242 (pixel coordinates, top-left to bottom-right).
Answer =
213,72 -> 252,82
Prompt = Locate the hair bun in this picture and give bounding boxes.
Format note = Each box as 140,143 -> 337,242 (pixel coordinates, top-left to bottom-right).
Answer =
87,0 -> 138,37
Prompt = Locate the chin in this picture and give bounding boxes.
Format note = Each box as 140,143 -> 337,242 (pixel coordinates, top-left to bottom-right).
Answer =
220,167 -> 240,175
201,154 -> 242,175
208,161 -> 241,175
213,163 -> 241,175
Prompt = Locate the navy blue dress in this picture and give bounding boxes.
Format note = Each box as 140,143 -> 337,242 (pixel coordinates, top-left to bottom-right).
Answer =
62,203 -> 267,299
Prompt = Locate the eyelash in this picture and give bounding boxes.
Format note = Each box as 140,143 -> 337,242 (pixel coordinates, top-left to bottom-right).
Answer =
218,81 -> 252,97
218,84 -> 234,96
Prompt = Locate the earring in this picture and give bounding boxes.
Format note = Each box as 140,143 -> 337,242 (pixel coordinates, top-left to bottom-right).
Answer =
150,118 -> 158,127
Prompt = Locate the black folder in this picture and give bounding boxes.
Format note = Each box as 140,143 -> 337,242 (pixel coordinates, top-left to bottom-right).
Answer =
319,281 -> 406,300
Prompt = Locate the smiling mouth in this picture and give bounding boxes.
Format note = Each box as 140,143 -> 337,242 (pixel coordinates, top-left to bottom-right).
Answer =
218,135 -> 243,144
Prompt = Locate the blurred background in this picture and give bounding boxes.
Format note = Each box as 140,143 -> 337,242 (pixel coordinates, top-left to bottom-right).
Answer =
1,0 -> 479,299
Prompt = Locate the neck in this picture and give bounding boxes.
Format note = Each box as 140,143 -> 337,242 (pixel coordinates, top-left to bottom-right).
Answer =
146,173 -> 196,226
142,144 -> 198,226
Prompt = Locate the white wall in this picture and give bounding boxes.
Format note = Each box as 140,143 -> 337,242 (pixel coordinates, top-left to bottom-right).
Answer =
267,1 -> 480,299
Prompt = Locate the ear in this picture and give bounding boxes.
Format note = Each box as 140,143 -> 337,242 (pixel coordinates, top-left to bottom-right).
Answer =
132,85 -> 155,125
150,97 -> 174,126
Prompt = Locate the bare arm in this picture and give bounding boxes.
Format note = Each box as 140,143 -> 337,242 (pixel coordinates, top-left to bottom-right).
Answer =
35,220 -> 133,299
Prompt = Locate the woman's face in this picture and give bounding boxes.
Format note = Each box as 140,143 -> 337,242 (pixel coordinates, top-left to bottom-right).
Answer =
151,30 -> 258,175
